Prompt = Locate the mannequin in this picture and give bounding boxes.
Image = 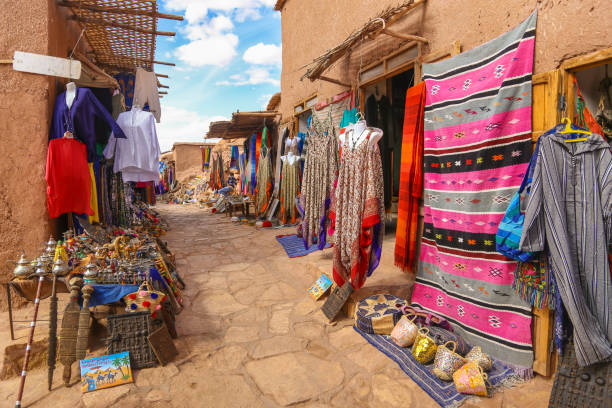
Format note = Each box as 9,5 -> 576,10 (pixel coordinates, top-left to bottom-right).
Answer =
281,151 -> 299,165
349,119 -> 383,146
65,82 -> 77,109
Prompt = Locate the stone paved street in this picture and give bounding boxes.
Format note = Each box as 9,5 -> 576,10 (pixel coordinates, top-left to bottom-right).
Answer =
0,204 -> 553,407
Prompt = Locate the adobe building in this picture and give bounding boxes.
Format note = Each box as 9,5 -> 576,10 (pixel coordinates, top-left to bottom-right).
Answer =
274,0 -> 612,378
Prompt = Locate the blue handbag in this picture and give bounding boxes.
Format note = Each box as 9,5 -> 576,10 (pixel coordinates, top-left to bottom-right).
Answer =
495,137 -> 543,261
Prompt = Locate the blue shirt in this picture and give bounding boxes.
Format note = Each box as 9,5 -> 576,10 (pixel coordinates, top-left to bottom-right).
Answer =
50,88 -> 126,162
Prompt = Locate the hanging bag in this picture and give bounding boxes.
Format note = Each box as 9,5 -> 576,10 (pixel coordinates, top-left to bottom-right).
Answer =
495,137 -> 543,261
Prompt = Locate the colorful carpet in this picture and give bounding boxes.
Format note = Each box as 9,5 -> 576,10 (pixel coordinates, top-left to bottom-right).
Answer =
410,11 -> 537,370
354,326 -> 522,408
275,234 -> 331,258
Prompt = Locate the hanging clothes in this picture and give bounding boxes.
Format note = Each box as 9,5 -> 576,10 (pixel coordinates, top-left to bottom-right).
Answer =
230,146 -> 239,170
114,73 -> 135,109
329,128 -> 385,290
394,82 -> 426,272
134,67 -> 161,123
255,147 -> 273,216
520,127 -> 612,367
103,107 -> 161,183
46,138 -> 93,218
202,146 -> 212,170
50,87 -> 127,162
299,112 -> 339,249
280,155 -> 300,224
88,163 -> 100,223
365,94 -> 395,209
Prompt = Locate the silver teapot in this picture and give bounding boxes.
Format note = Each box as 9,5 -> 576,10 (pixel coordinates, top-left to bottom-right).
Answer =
83,263 -> 98,284
11,253 -> 32,280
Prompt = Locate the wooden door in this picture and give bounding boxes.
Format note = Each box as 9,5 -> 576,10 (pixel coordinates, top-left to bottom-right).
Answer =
530,69 -> 563,377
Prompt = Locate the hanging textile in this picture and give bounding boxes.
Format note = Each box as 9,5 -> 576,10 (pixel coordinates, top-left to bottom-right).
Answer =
88,163 -> 100,223
410,11 -> 537,371
520,127 -> 612,367
115,73 -> 135,109
299,112 -> 339,249
46,138 -> 93,218
394,82 -> 426,272
279,156 -> 300,224
255,147 -> 273,216
329,129 -> 385,290
230,146 -> 239,170
134,67 -> 161,122
239,153 -> 247,195
202,146 -> 211,170
248,133 -> 258,195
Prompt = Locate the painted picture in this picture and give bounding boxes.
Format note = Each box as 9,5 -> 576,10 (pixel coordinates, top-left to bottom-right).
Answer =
307,274 -> 333,300
80,352 -> 133,393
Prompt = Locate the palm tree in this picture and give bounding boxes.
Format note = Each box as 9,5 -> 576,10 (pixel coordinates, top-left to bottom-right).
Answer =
120,355 -> 131,378
112,357 -> 125,377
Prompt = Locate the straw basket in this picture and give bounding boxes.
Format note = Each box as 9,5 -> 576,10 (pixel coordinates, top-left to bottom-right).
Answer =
123,281 -> 166,318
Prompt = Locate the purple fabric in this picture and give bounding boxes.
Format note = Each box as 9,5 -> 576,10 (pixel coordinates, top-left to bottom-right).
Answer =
50,88 -> 126,162
368,220 -> 383,276
317,197 -> 331,250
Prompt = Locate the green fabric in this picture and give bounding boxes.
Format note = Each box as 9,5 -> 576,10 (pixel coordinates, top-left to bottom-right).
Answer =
340,108 -> 358,128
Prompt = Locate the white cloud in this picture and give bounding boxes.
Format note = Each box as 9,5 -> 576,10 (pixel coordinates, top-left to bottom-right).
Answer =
164,0 -> 275,23
157,104 -> 227,151
175,33 -> 238,67
258,93 -> 273,109
216,67 -> 279,86
243,43 -> 281,66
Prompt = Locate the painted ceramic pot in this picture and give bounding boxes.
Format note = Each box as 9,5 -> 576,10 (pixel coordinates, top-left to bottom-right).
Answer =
432,341 -> 466,381
453,360 -> 489,397
391,314 -> 419,347
412,328 -> 437,364
465,346 -> 493,371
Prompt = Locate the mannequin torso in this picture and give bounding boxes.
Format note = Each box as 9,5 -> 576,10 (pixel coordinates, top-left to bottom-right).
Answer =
65,82 -> 77,110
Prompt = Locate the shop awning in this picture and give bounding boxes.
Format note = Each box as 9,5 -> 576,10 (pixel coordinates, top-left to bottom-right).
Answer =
266,93 -> 281,111
207,111 -> 279,140
301,0 -> 427,83
58,1 -> 183,78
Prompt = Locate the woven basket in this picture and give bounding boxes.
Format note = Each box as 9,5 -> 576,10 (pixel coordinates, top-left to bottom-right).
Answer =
354,294 -> 407,335
123,281 -> 166,318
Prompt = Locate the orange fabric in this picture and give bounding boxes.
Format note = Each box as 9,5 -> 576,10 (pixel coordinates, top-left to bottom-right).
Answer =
394,82 -> 426,272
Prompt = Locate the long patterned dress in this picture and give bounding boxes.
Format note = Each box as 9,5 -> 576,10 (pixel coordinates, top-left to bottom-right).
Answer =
280,156 -> 300,224
255,147 -> 272,216
329,128 -> 385,289
299,112 -> 338,248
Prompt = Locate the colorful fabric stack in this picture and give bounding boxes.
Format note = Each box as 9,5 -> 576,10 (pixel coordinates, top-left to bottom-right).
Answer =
410,12 -> 537,371
395,82 -> 426,272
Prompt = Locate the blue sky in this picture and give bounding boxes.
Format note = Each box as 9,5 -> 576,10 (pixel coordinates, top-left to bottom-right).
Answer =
153,0 -> 281,151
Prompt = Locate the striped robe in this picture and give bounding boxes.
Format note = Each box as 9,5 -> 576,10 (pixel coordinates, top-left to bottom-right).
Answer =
520,131 -> 612,367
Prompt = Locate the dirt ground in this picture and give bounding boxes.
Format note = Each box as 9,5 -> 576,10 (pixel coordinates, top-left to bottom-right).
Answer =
0,203 -> 553,407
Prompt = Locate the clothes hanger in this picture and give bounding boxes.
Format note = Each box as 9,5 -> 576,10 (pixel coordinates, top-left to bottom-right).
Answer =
560,117 -> 590,143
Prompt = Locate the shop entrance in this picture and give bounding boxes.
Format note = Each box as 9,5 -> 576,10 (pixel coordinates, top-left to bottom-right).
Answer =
361,68 -> 415,234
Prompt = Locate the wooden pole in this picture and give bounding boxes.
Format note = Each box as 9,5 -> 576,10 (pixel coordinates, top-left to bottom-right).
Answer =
14,275 -> 45,408
57,1 -> 184,20
319,75 -> 352,88
381,29 -> 428,43
67,16 -> 176,36
155,73 -> 169,78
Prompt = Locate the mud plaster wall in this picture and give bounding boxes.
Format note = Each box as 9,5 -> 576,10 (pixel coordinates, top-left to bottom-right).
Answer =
173,144 -> 206,182
0,0 -> 81,309
278,0 -> 612,119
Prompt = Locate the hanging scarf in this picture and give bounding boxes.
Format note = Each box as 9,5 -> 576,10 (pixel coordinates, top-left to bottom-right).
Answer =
255,147 -> 273,216
249,133 -> 258,195
512,253 -> 556,309
202,146 -> 211,170
239,153 -> 246,194
229,145 -> 239,170
394,82 -> 426,272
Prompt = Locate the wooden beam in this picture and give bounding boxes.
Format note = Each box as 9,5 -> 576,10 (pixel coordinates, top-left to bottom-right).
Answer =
155,73 -> 169,78
381,29 -> 428,43
560,46 -> 612,71
158,84 -> 169,89
319,75 -> 351,88
57,1 -> 184,21
159,91 -> 168,95
95,53 -> 176,66
73,50 -> 119,88
67,16 -> 176,36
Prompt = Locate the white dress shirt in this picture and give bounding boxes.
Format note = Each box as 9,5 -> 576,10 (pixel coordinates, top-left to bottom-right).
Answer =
104,107 -> 161,183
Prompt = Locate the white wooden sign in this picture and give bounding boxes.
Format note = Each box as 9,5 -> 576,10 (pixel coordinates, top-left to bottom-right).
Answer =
11,51 -> 81,79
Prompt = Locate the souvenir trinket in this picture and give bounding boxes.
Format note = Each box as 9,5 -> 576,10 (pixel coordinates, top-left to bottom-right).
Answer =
465,346 -> 493,371
11,253 -> 32,280
453,360 -> 489,397
432,341 -> 466,381
83,263 -> 98,284
412,328 -> 438,364
391,314 -> 418,347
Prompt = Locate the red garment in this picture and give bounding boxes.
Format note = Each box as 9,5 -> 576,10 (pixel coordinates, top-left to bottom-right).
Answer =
394,82 -> 426,272
46,138 -> 93,218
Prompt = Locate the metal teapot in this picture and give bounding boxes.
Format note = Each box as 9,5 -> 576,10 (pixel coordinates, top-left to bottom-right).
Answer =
83,263 -> 98,284
10,253 -> 32,280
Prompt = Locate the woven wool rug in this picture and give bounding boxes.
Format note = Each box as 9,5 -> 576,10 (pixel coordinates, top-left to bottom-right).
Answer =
410,11 -> 537,371
275,234 -> 331,258
354,326 -> 521,408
